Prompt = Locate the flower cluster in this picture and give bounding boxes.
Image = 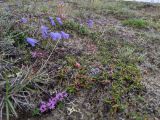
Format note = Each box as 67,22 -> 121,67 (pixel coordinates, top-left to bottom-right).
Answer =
50,31 -> 69,41
24,16 -> 70,47
39,91 -> 68,113
23,16 -> 93,47
49,17 -> 63,26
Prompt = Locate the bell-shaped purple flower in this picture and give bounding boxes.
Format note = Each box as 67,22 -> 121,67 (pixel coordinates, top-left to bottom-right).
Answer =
50,32 -> 62,41
49,16 -> 56,26
87,19 -> 94,28
26,38 -> 38,47
56,17 -> 63,25
21,17 -> 27,23
41,25 -> 48,39
61,31 -> 69,39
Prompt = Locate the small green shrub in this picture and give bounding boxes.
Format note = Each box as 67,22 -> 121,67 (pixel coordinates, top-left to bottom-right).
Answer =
32,108 -> 40,116
122,19 -> 148,28
57,102 -> 64,109
66,86 -> 76,94
63,20 -> 90,36
11,31 -> 27,47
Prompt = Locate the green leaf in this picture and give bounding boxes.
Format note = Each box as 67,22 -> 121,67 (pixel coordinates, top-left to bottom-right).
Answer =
6,101 -> 9,120
7,100 -> 18,118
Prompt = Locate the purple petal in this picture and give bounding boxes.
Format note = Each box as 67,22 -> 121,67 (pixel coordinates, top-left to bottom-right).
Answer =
61,31 -> 69,39
26,38 -> 38,47
47,99 -> 56,109
55,93 -> 64,101
56,17 -> 63,25
87,19 -> 94,28
39,102 -> 47,113
62,91 -> 68,97
41,25 -> 48,39
49,16 -> 56,26
21,17 -> 27,23
50,32 -> 62,41
51,97 -> 58,103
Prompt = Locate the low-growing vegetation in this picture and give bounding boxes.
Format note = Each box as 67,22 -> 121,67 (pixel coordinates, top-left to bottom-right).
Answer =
0,0 -> 160,120
122,19 -> 148,28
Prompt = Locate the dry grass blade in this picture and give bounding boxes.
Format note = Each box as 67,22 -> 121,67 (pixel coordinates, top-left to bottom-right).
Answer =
56,1 -> 65,18
56,1 -> 72,19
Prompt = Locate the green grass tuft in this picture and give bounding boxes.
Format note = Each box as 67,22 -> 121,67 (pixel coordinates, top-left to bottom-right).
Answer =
122,19 -> 148,28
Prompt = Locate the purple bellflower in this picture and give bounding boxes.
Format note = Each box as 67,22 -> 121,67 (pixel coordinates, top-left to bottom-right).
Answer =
21,17 -> 27,23
87,19 -> 94,28
26,38 -> 38,47
49,16 -> 56,26
61,31 -> 69,39
41,25 -> 48,39
56,17 -> 63,25
50,32 -> 62,41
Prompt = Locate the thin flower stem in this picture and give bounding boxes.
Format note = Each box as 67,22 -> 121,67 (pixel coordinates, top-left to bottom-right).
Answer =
37,39 -> 60,74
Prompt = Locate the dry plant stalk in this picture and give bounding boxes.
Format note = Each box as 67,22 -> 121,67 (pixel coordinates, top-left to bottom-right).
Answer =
56,1 -> 65,19
56,1 -> 72,19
